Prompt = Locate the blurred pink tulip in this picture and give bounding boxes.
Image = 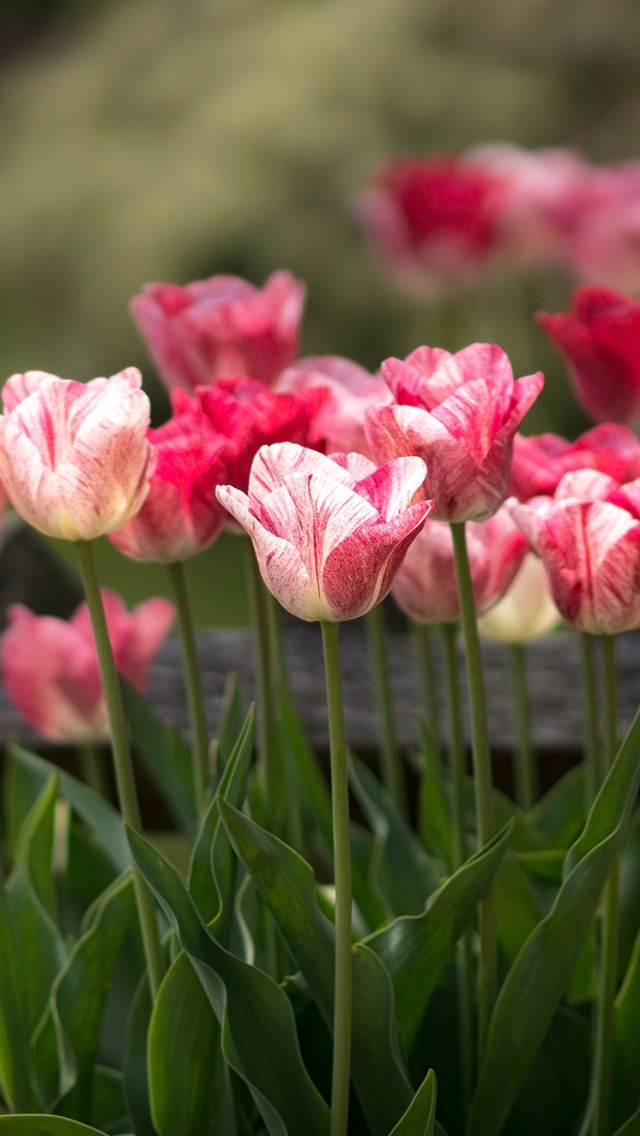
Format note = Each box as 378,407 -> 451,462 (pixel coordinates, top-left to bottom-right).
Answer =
568,164 -> 640,294
277,355 -> 392,457
509,468 -> 640,634
509,424 -> 640,501
0,369 -> 155,541
478,553 -> 561,644
392,505 -> 527,624
1,592 -> 174,742
216,442 -> 432,621
366,343 -> 543,522
131,271 -> 305,392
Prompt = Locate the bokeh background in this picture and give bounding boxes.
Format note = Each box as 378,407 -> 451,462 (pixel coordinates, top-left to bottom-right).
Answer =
2,0 -> 639,624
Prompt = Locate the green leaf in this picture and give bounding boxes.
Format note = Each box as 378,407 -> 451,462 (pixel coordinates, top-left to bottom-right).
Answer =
614,1107 -> 640,1135
501,1007 -> 590,1136
90,1066 -> 127,1133
218,798 -> 413,1136
514,849 -> 565,885
620,807 -> 640,974
8,746 -> 128,872
123,974 -> 155,1136
528,766 -> 585,849
614,926 -> 640,1130
389,1068 -> 437,1136
126,827 -> 330,1136
349,755 -> 442,917
216,674 -> 246,772
149,951 -> 237,1136
121,683 -> 197,836
365,821 -> 513,1049
0,876 -> 30,1110
495,854 -> 543,966
0,1120 -> 106,1135
469,700 -> 640,1136
278,687 -> 333,853
416,738 -> 454,871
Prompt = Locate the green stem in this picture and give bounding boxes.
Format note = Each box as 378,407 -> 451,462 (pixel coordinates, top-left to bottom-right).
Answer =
76,541 -> 165,1000
414,621 -> 440,755
243,540 -> 280,831
79,744 -> 110,799
365,605 -> 406,817
510,644 -> 538,810
321,622 -> 352,1136
580,633 -> 601,811
167,561 -> 209,815
441,622 -> 475,1105
592,635 -> 619,1136
449,521 -> 496,1058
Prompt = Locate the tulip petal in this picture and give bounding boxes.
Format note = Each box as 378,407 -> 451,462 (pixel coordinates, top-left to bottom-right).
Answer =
249,442 -> 354,501
355,456 -> 427,520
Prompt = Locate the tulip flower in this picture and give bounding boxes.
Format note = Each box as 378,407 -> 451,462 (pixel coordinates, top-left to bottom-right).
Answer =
391,505 -> 528,625
216,442 -> 432,621
567,163 -> 640,294
538,287 -> 640,426
131,271 -> 305,392
478,553 -> 561,643
366,343 -> 544,522
277,355 -> 392,458
1,591 -> 174,743
509,423 -> 640,501
509,469 -> 640,634
0,369 -> 155,541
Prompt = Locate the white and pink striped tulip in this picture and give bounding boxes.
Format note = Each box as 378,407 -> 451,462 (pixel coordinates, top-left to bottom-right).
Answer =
216,442 -> 432,621
0,369 -> 155,541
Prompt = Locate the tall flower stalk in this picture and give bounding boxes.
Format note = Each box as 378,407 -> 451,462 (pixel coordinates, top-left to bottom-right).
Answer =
580,633 -> 601,811
243,538 -> 280,832
365,604 -> 406,816
167,561 -> 210,815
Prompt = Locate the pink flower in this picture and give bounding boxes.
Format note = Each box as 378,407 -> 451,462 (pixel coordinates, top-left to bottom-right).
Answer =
0,369 -> 155,541
276,355 -> 392,457
567,163 -> 640,294
216,443 -> 432,621
391,505 -> 527,624
365,343 -> 544,522
1,592 -> 174,743
538,287 -> 640,426
509,424 -> 640,501
478,553 -> 560,643
509,469 -> 640,634
109,411 -> 232,562
131,271 -> 305,392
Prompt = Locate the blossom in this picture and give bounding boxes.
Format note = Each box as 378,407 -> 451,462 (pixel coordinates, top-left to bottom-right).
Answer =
1,592 -> 174,743
365,343 -> 543,522
537,286 -> 640,426
509,469 -> 640,634
0,369 -> 155,541
277,355 -> 392,457
509,424 -> 640,501
216,443 -> 432,621
567,163 -> 640,294
109,412 -> 232,562
478,553 -> 561,643
391,505 -> 528,624
131,271 -> 305,392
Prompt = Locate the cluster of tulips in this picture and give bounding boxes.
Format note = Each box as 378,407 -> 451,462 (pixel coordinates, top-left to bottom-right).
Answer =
354,144 -> 640,298
0,265 -> 640,1136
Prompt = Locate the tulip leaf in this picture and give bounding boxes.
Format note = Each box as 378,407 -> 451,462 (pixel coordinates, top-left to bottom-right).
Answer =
514,849 -> 565,885
620,807 -> 640,975
123,974 -> 155,1136
149,950 -> 236,1136
469,701 -> 640,1136
365,820 -> 513,1049
0,1122 -> 106,1135
218,797 -> 413,1136
8,745 -> 128,872
89,1065 -> 127,1132
349,754 -> 443,917
388,1068 -> 437,1136
417,742 -> 454,870
126,826 -> 330,1136
216,673 -> 246,772
613,926 -> 640,1130
495,853 -> 543,966
278,686 -> 333,852
33,872 -> 135,1120
614,1108 -> 640,1135
501,1006 -> 590,1136
0,876 -> 30,1110
121,682 -> 197,835
528,766 -> 585,849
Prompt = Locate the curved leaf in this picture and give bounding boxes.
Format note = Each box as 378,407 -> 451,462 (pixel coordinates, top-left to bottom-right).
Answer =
121,682 -> 197,836
123,974 -> 154,1136
614,1109 -> 640,1136
614,926 -> 640,1129
0,1120 -> 105,1135
0,877 -> 30,1110
389,1068 -> 437,1136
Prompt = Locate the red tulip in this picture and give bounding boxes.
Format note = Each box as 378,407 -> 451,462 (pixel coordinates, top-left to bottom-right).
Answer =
392,505 -> 528,624
538,286 -> 640,426
216,443 -> 432,621
509,469 -> 640,634
277,355 -> 391,457
131,271 -> 305,392
509,424 -> 640,501
366,342 -> 543,521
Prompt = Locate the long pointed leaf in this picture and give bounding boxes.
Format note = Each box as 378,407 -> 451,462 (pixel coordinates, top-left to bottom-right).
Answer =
389,1068 -> 437,1136
0,1121 -> 105,1135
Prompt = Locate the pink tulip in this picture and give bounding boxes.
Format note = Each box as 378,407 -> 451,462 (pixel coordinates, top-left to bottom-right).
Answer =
509,469 -> 640,634
216,443 -> 432,621
567,163 -> 640,294
131,271 -> 305,392
509,424 -> 640,501
365,343 -> 544,522
277,355 -> 392,457
1,592 -> 174,742
391,505 -> 528,624
109,411 -> 232,562
0,369 -> 155,541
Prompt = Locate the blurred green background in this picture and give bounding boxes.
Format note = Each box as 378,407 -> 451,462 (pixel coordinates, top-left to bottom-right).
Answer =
2,0 -> 640,624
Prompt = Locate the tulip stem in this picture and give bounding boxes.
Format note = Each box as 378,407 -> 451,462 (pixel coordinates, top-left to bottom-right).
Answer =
244,540 -> 280,831
321,621 -> 352,1136
167,560 -> 209,815
441,621 -> 475,1107
580,632 -> 601,811
365,605 -> 406,817
414,622 -> 441,759
449,520 -> 496,1059
79,744 -> 110,799
509,643 -> 537,810
76,540 -> 165,1001
592,634 -> 619,1136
